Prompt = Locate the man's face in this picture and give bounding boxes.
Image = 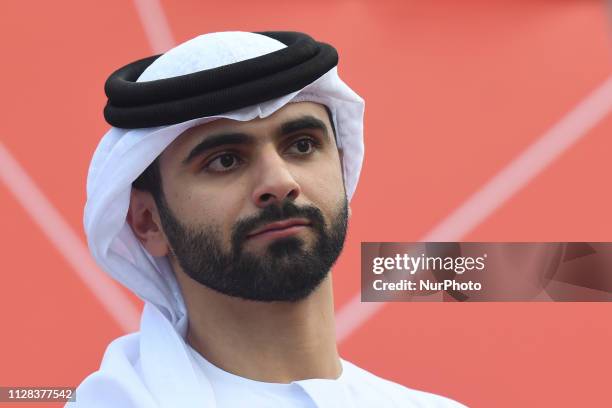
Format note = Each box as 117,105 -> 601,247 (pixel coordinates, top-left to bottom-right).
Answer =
154,102 -> 348,302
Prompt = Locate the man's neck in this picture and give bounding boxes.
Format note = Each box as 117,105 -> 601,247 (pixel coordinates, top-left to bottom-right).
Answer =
177,273 -> 341,383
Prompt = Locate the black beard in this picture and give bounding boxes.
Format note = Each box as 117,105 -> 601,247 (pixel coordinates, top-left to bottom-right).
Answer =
156,197 -> 349,302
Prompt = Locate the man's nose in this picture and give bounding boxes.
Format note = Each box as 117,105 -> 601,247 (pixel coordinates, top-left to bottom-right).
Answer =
251,149 -> 301,208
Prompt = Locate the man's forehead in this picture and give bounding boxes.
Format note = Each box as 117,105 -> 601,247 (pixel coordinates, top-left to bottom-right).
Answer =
162,102 -> 331,158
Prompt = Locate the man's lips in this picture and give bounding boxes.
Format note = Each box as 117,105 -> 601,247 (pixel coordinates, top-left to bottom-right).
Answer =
247,219 -> 311,239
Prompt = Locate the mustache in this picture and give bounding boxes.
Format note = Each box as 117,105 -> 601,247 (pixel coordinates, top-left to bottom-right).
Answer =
231,201 -> 326,249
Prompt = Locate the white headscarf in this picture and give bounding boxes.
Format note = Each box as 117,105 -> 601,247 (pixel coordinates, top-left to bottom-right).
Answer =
84,31 -> 365,334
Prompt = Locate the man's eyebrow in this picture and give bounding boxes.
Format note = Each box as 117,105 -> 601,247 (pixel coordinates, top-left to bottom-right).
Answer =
279,116 -> 329,138
182,116 -> 330,165
182,132 -> 253,165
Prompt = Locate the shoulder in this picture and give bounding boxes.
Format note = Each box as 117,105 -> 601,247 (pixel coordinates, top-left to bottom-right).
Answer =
340,359 -> 468,408
66,333 -> 157,408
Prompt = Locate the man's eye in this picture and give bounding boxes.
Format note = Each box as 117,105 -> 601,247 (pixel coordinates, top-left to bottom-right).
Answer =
287,138 -> 318,155
205,153 -> 242,172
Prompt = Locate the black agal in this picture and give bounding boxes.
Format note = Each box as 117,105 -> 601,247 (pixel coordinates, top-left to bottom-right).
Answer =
104,31 -> 338,128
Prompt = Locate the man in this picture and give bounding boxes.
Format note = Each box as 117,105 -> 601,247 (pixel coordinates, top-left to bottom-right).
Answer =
73,31 -> 465,407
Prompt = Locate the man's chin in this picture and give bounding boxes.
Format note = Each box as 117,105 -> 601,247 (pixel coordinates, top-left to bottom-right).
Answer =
239,235 -> 309,257
267,236 -> 306,257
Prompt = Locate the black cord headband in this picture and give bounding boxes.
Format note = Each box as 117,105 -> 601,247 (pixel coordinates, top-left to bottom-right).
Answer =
104,31 -> 338,129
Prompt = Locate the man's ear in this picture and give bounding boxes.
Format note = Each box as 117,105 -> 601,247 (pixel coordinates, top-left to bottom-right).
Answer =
127,189 -> 169,257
